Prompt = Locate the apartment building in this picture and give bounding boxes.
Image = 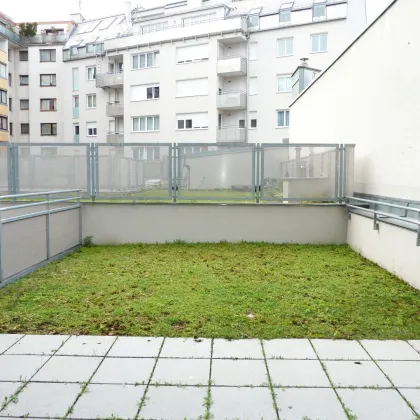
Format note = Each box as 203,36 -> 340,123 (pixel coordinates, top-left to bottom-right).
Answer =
1,0 -> 367,145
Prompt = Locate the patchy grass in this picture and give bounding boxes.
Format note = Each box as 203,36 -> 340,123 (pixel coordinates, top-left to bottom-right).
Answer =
0,244 -> 419,339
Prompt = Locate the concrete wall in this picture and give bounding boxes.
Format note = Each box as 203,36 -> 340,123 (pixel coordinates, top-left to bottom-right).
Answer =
290,0 -> 420,201
82,203 -> 348,244
347,213 -> 420,290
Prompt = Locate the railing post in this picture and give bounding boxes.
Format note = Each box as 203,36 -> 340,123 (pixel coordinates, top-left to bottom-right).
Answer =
417,213 -> 420,247
255,145 -> 260,204
373,202 -> 379,231
78,193 -> 83,246
46,194 -> 51,260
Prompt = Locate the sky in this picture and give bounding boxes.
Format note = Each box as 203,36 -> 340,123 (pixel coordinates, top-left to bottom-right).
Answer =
2,0 -> 392,23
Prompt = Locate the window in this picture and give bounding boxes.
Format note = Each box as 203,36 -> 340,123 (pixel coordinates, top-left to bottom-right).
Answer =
9,98 -> 12,111
0,63 -> 6,79
277,110 -> 290,128
19,51 -> 28,61
249,77 -> 258,95
40,98 -> 57,111
0,90 -> 7,105
277,38 -> 293,57
313,3 -> 326,18
40,49 -> 56,62
239,119 -> 245,129
133,146 -> 161,160
87,66 -> 96,80
131,84 -> 160,101
176,78 -> 208,97
249,42 -> 258,60
41,123 -> 57,136
8,73 -> 11,87
21,123 -> 30,134
8,49 -> 11,62
176,44 -> 209,63
0,116 -> 7,131
279,9 -> 291,22
20,99 -> 29,110
9,123 -> 13,135
86,44 -> 95,54
249,111 -> 257,129
132,52 -> 160,69
311,33 -> 328,52
140,22 -> 168,33
87,122 -> 97,136
20,75 -> 29,86
71,46 -> 78,57
87,94 -> 97,108
183,13 -> 215,26
176,112 -> 208,130
277,75 -> 292,92
40,74 -> 56,86
72,68 -> 79,91
132,116 -> 160,132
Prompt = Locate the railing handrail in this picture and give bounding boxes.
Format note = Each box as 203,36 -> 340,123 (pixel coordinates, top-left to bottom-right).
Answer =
106,101 -> 124,106
218,54 -> 247,60
107,131 -> 125,135
346,196 -> 420,215
217,125 -> 246,129
99,70 -> 124,76
0,196 -> 82,214
0,189 -> 82,201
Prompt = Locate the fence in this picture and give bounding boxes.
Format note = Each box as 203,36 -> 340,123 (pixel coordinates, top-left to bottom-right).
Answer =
0,190 -> 82,287
2,143 -> 355,203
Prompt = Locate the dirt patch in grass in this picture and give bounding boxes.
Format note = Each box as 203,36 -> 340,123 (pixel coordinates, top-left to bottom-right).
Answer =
0,243 -> 419,339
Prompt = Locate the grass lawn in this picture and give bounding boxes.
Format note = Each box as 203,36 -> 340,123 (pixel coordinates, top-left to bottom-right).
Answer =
0,243 -> 419,339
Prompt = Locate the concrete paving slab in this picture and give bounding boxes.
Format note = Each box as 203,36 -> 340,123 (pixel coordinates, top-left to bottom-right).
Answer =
56,335 -> 116,356
0,335 -> 24,355
107,337 -> 163,358
312,339 -> 370,360
263,339 -> 316,360
0,355 -> 49,381
377,361 -> 420,387
361,340 -> 420,361
151,358 -> 210,385
160,337 -> 211,359
211,359 -> 268,386
213,339 -> 263,359
4,335 -> 69,356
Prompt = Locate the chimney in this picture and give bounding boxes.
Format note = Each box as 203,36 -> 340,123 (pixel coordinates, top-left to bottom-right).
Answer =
125,1 -> 133,28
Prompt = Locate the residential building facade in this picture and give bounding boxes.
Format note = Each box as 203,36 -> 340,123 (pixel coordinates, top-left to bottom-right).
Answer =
1,0 -> 367,145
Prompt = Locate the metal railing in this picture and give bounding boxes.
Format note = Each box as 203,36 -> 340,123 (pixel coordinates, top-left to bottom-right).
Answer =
0,24 -> 20,44
96,71 -> 124,88
347,196 -> 420,246
0,190 -> 82,286
20,34 -> 68,44
3,142 -> 354,204
217,126 -> 247,143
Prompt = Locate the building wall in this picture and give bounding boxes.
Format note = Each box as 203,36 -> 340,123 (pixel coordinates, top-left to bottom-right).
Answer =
0,47 -> 8,142
347,213 -> 420,290
290,0 -> 420,201
82,203 -> 348,244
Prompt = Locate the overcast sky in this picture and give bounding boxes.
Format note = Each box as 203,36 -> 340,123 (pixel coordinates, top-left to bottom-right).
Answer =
3,0 -> 392,23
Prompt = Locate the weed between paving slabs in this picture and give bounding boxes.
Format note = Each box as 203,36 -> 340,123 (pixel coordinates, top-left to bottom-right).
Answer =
0,243 -> 419,339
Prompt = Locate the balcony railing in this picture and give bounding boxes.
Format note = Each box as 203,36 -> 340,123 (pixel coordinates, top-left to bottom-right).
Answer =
106,132 -> 124,143
73,107 -> 79,119
63,43 -> 104,62
97,71 -> 124,89
0,25 -> 20,44
20,34 -> 68,44
106,102 -> 124,118
217,90 -> 247,110
217,55 -> 247,77
73,134 -> 80,144
217,126 -> 247,143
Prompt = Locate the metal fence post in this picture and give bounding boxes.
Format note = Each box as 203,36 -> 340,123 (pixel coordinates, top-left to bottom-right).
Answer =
87,144 -> 92,199
255,145 -> 260,204
0,210 -> 3,282
7,144 -> 13,195
334,145 -> 340,203
78,194 -> 83,246
46,194 -> 51,260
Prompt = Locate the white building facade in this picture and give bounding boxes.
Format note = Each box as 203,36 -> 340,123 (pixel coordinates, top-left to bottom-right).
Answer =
1,0 -> 367,146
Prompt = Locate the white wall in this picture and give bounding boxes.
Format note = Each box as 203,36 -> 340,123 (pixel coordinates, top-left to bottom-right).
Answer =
347,213 -> 420,290
290,0 -> 420,201
82,203 -> 348,244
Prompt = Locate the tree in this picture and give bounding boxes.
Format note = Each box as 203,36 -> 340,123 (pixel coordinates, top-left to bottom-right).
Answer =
19,23 -> 38,37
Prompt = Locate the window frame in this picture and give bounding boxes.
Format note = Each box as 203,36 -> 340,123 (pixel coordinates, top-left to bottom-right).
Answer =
132,116 -> 160,132
20,123 -> 30,134
40,123 -> 57,136
86,94 -> 97,109
20,75 -> 29,86
0,89 -> 7,105
40,74 -> 57,87
313,3 -> 326,19
131,51 -> 160,70
87,66 -> 96,81
20,99 -> 30,110
40,98 -> 57,112
87,122 -> 97,137
19,51 -> 28,62
279,9 -> 291,22
0,63 -> 7,79
146,86 -> 160,100
311,33 -> 328,53
277,110 -> 290,128
0,116 -> 7,131
39,49 -> 56,63
277,75 -> 292,93
277,37 -> 294,57
176,114 -> 208,131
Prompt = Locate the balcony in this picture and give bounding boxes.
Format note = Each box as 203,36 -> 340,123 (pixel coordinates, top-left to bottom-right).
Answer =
63,43 -> 104,62
20,34 -> 68,45
0,25 -> 20,44
217,126 -> 247,143
217,90 -> 247,110
96,71 -> 124,89
73,107 -> 79,119
106,132 -> 124,143
217,55 -> 247,77
73,135 -> 80,144
106,102 -> 124,118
